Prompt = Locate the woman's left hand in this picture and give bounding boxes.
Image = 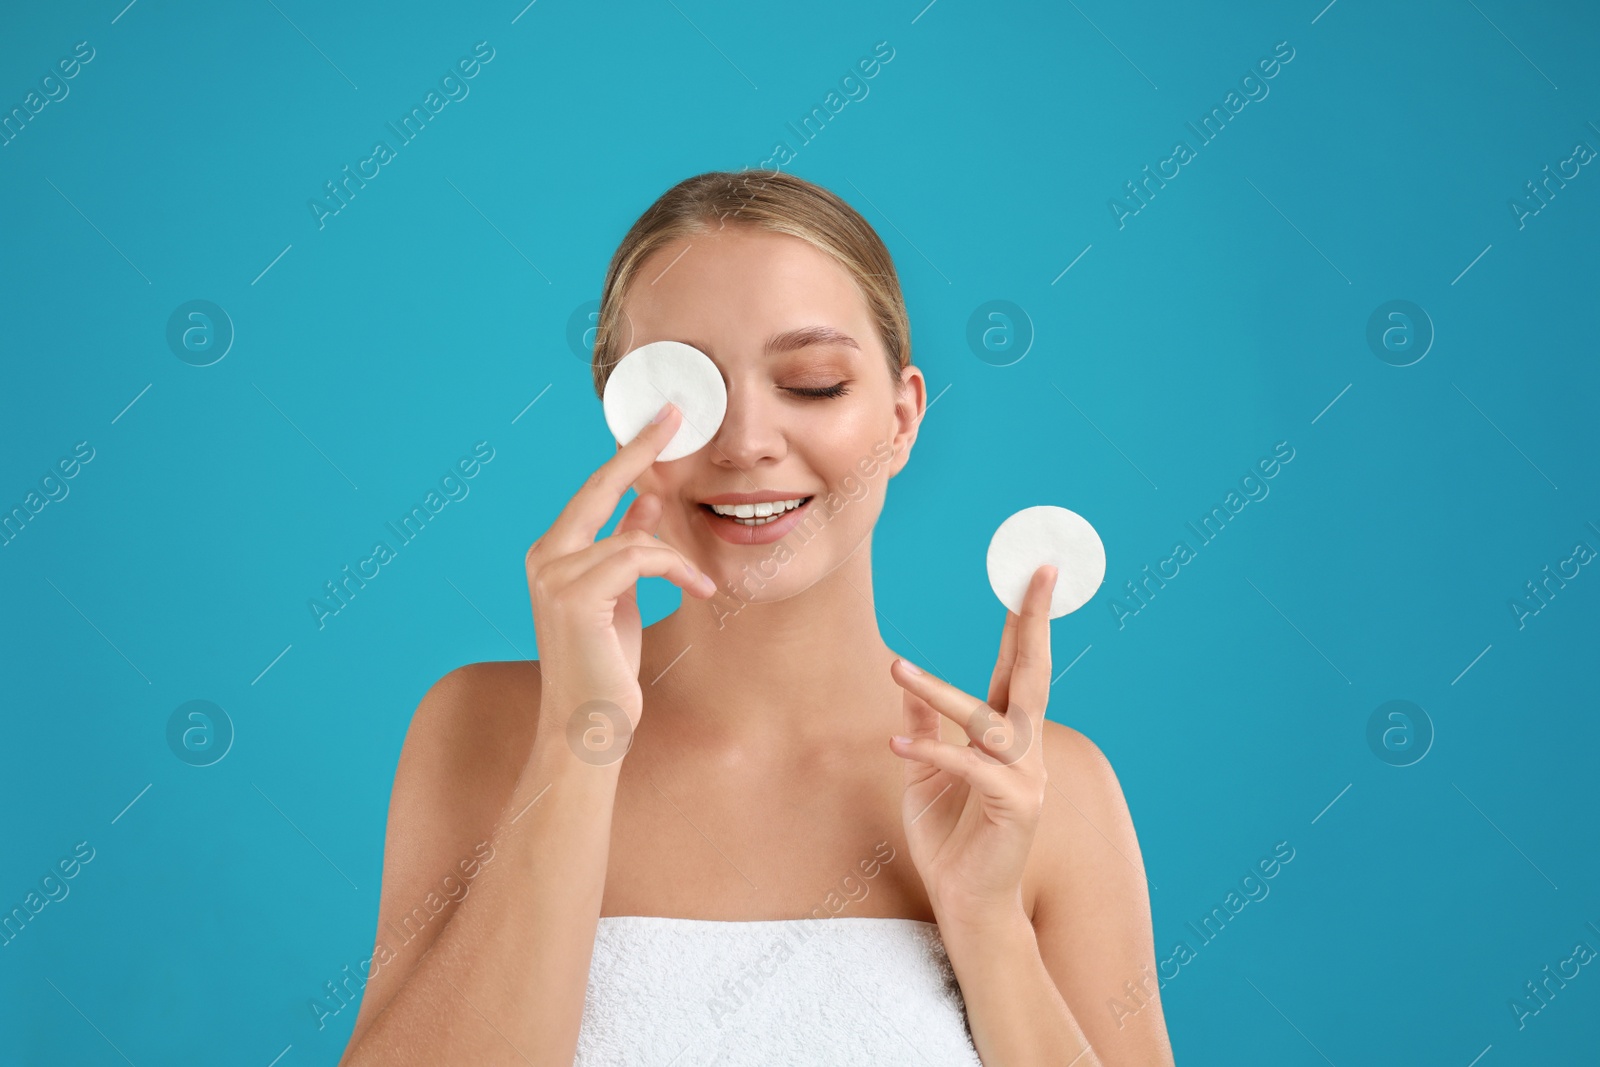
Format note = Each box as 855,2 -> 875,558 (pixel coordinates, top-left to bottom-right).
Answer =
888,563 -> 1058,929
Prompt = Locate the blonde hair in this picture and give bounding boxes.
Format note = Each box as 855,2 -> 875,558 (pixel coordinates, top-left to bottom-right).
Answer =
588,170 -> 911,398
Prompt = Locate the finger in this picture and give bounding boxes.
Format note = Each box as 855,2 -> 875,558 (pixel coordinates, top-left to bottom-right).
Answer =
889,733 -> 1014,799
894,688 -> 944,786
608,495 -> 661,611
900,680 -> 942,744
565,536 -> 715,603
986,608 -> 1020,713
891,658 -> 986,735
1008,564 -> 1058,726
891,658 -> 1036,766
540,402 -> 684,555
609,494 -> 710,605
613,490 -> 663,539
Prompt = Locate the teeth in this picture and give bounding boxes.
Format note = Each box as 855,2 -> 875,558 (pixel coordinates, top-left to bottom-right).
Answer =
707,497 -> 810,524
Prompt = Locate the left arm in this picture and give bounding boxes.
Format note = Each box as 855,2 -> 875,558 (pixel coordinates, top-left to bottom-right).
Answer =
938,898 -> 1099,1065
937,721 -> 1173,1066
887,563 -> 1173,1067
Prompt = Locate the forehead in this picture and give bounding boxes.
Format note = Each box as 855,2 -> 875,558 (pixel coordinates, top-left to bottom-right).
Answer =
622,225 -> 877,354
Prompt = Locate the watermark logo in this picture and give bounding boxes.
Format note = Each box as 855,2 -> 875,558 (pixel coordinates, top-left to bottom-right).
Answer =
308,42 -> 496,231
966,300 -> 1033,367
704,435 -> 898,629
1509,924 -> 1598,1031
166,700 -> 234,767
567,300 -> 603,365
1110,839 -> 1296,1028
1110,441 -> 1296,629
1,440 -> 95,550
566,301 -> 635,367
309,442 -> 495,630
309,839 -> 497,1032
1,40 -> 96,151
166,300 -> 234,367
1509,526 -> 1596,630
565,699 -> 633,766
1365,300 -> 1432,367
755,41 -> 896,172
1,840 -> 96,949
706,839 -> 898,1029
1108,41 -> 1296,229
1509,135 -> 1595,230
1365,699 -> 1432,767
966,701 -> 1034,765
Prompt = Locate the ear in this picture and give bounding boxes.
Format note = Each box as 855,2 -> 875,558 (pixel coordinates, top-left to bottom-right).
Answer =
887,364 -> 927,479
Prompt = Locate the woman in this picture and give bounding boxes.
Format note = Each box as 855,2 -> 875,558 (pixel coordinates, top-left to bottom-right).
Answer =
337,171 -> 1174,1065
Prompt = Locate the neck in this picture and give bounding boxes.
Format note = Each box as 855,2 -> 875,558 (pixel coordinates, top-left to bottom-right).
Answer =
639,540 -> 904,755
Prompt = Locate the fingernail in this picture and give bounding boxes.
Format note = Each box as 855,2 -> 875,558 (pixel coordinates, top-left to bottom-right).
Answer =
891,735 -> 912,746
897,657 -> 922,676
652,402 -> 675,424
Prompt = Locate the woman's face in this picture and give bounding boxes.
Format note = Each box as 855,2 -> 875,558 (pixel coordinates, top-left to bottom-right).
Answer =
618,222 -> 924,600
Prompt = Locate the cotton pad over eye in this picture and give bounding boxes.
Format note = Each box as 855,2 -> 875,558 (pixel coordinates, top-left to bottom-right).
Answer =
602,341 -> 728,462
986,506 -> 1106,619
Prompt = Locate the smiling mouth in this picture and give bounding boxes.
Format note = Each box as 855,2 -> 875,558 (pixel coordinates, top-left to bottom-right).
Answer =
698,496 -> 815,526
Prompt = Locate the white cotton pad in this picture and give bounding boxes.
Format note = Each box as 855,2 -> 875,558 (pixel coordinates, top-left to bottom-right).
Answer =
602,340 -> 728,462
986,506 -> 1106,619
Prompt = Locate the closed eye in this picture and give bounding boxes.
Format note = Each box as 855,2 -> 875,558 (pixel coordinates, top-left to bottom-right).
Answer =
784,382 -> 852,399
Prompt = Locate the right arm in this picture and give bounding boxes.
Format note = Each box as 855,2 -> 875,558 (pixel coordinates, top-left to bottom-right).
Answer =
338,673 -> 625,1066
339,402 -> 715,1065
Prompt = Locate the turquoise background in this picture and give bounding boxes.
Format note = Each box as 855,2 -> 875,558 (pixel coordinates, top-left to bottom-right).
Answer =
3,0 -> 1598,1063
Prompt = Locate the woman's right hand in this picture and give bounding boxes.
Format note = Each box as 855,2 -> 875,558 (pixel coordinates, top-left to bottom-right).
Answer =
524,402 -> 716,763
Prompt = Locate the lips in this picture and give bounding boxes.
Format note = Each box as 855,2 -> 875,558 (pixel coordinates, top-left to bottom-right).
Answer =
696,491 -> 818,506
697,494 -> 817,545
699,498 -> 807,523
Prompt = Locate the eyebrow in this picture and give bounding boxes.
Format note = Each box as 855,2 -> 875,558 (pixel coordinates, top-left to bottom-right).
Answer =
683,325 -> 860,358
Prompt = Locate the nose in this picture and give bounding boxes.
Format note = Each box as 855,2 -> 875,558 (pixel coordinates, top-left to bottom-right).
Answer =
707,378 -> 787,472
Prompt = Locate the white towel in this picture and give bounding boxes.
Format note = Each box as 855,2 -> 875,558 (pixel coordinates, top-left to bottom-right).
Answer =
575,915 -> 985,1066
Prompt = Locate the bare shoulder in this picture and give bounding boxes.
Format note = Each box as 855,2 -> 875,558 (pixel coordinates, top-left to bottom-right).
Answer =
1032,719 -> 1145,903
339,659 -> 541,1057
1028,719 -> 1174,1064
1040,719 -> 1119,793
406,659 -> 544,788
388,659 -> 544,824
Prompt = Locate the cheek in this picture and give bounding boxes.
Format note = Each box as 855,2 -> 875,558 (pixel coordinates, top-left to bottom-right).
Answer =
648,471 -> 703,532
820,414 -> 894,486
635,463 -> 687,499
